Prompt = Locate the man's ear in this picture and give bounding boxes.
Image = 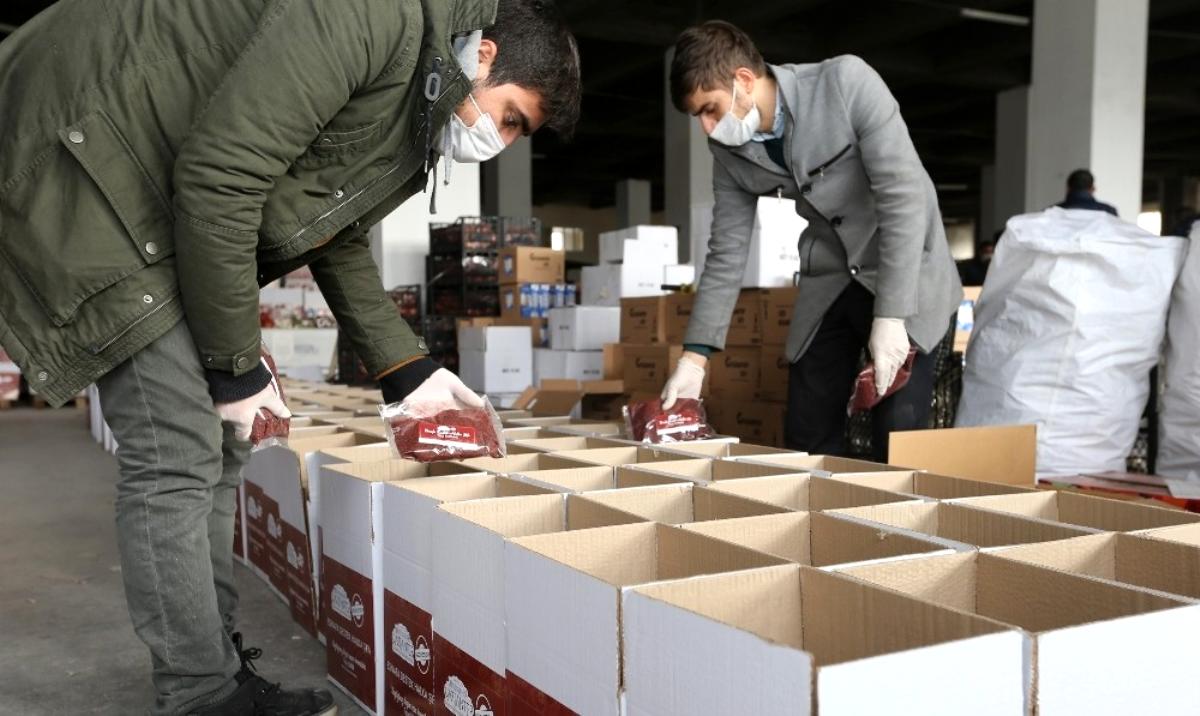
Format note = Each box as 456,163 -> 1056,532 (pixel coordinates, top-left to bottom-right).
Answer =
477,39 -> 499,83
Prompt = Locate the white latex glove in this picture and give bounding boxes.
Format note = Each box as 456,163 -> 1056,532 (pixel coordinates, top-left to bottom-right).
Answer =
868,317 -> 911,396
406,368 -> 485,410
661,353 -> 707,410
216,377 -> 291,442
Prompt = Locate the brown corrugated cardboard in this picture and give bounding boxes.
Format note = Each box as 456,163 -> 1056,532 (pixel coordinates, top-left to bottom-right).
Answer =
500,427 -> 558,441
1135,522 -> 1200,546
601,343 -> 623,380
757,345 -> 790,401
829,501 -> 1095,548
498,246 -> 565,285
744,453 -> 910,476
620,297 -> 666,344
706,473 -> 916,512
623,564 -> 1024,716
507,436 -> 629,453
662,292 -> 695,345
503,522 -> 788,715
544,421 -> 626,438
427,452 -> 596,477
616,457 -> 804,484
759,287 -> 798,346
651,440 -> 798,460
544,445 -> 693,467
707,399 -> 786,445
951,490 -> 1200,532
725,291 -> 763,346
836,550 -> 1200,715
623,344 -> 682,393
889,424 -> 1037,486
708,347 -> 761,399
431,496 -> 645,716
577,483 -> 792,524
830,470 -> 1034,501
513,465 -> 693,492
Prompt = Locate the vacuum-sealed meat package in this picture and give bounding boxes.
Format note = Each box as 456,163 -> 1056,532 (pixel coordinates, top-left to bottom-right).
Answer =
847,348 -> 917,416
624,397 -> 716,444
250,345 -> 290,450
380,395 -> 506,463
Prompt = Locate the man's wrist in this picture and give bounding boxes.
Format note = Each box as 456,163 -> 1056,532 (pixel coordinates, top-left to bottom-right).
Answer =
206,363 -> 272,404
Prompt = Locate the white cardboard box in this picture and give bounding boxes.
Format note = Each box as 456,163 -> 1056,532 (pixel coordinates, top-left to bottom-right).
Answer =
623,563 -> 1025,716
430,495 -> 644,716
581,264 -> 665,306
836,550 -> 1200,716
532,350 -> 604,383
743,196 -> 806,288
459,351 -> 532,395
598,225 -> 679,265
532,349 -> 566,386
662,264 -> 696,287
548,306 -> 619,351
502,522 -> 790,715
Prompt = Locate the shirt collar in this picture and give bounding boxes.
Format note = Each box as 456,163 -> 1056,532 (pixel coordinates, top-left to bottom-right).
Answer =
751,84 -> 786,142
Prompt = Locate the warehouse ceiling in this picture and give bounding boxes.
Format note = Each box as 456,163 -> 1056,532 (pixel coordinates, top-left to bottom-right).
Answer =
3,0 -> 1199,223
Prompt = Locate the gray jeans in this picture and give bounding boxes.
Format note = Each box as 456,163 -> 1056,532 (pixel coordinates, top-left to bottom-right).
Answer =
96,320 -> 248,715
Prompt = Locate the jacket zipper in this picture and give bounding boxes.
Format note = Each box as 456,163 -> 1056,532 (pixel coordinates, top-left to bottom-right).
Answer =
807,143 -> 852,177
89,294 -> 176,355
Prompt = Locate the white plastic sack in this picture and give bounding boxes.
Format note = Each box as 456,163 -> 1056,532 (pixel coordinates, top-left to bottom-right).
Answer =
1158,223 -> 1200,480
956,208 -> 1187,476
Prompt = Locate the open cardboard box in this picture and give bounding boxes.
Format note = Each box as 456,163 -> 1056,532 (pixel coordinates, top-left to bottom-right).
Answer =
427,452 -> 597,478
545,421 -> 626,438
683,512 -> 956,567
501,427 -> 559,441
507,435 -> 631,453
1135,522 -> 1200,546
653,440 -> 801,461
835,551 -> 1200,715
743,453 -> 909,476
543,445 -> 695,468
331,416 -> 390,439
830,470 -> 1034,501
623,564 -> 1026,716
616,457 -> 806,485
829,501 -> 1095,549
576,483 -> 792,524
514,465 -> 694,493
889,424 -> 1037,486
242,431 -> 384,635
431,495 -> 647,716
950,491 -> 1200,532
706,473 -> 918,512
989,532 -> 1200,600
503,522 -> 788,715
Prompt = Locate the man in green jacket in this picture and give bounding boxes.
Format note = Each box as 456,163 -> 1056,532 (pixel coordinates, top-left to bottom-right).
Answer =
0,0 -> 580,713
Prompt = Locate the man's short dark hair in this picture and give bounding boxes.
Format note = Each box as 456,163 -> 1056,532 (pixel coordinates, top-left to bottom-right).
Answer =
669,21 -> 767,112
483,0 -> 581,139
1067,169 -> 1095,193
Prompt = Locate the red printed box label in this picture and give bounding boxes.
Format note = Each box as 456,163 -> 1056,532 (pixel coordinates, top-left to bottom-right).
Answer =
434,633 -> 504,716
323,555 -> 375,708
418,422 -> 478,450
243,482 -> 277,577
506,671 -> 577,716
265,510 -> 288,595
282,521 -> 317,637
385,590 -> 435,715
654,412 -> 702,436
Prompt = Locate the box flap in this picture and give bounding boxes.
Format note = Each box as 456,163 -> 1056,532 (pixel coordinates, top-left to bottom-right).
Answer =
889,425 -> 1036,486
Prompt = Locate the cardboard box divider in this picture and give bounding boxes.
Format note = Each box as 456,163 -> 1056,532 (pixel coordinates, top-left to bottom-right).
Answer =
506,436 -> 631,453
828,501 -> 1097,549
834,550 -> 1200,715
575,483 -> 793,525
501,427 -> 563,441
426,451 -> 598,478
502,522 -> 789,715
742,453 -> 910,477
653,440 -> 799,461
949,490 -> 1200,533
705,473 -> 920,512
1135,522 -> 1200,546
615,457 -> 807,484
622,564 -> 1026,716
512,465 -> 695,493
888,425 -> 1037,486
829,470 -> 1035,501
544,421 -> 626,438
542,445 -> 697,468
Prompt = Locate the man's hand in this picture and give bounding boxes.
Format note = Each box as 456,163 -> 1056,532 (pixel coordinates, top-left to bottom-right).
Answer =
404,368 -> 484,409
216,381 -> 291,442
661,351 -> 708,410
868,317 -> 911,395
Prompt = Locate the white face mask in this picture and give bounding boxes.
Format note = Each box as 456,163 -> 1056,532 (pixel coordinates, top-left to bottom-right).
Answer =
447,94 -> 506,163
708,79 -> 760,147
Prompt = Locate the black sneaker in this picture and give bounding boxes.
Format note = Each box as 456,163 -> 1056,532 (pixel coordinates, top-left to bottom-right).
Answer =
189,633 -> 337,716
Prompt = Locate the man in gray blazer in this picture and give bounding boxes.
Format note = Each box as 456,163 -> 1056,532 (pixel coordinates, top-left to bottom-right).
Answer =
660,21 -> 962,459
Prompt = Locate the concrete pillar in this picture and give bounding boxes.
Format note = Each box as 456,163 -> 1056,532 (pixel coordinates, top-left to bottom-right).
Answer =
664,48 -> 714,266
481,136 -> 532,218
1026,0 -> 1149,219
993,86 -> 1029,231
616,179 -> 652,228
978,164 -> 996,247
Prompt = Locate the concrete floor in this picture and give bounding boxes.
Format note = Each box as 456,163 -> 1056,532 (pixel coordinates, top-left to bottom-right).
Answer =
0,408 -> 366,716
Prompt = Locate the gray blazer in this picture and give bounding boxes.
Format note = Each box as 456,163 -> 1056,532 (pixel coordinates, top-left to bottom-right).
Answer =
685,56 -> 963,360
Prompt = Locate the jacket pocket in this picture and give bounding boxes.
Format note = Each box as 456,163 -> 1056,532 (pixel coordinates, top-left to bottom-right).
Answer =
807,144 -> 853,178
0,109 -> 173,327
295,120 -> 382,169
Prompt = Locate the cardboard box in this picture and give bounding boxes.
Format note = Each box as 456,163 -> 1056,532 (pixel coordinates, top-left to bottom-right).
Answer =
683,511 -> 956,567
459,350 -> 532,395
495,315 -> 548,348
562,351 -> 604,382
503,523 -> 788,715
829,501 -> 1095,548
743,197 -> 805,288
501,427 -> 556,441
707,473 -> 917,512
889,424 -> 1037,486
662,292 -> 695,345
991,531 -> 1200,600
726,291 -> 763,346
543,445 -> 695,468
507,436 -> 630,453
950,491 -> 1200,532
837,551 -> 1200,715
758,345 -> 791,401
616,457 -> 805,485
514,465 -> 693,492
577,483 -> 792,525
830,470 -> 1034,501
744,453 -> 910,477
432,496 -> 645,716
378,476 -> 565,716
598,225 -> 678,264
498,246 -> 565,285
548,306 -> 620,351
601,343 -> 623,380
955,285 -> 983,353
545,421 -> 627,438
425,451 -> 596,478
708,347 -> 761,399
622,344 -> 682,394
624,564 -> 1022,716
760,287 -> 799,346
708,399 -> 785,446
653,440 -> 797,461
663,264 -> 695,287
532,348 -> 565,387
619,297 -> 666,344
1136,522 -> 1200,546
581,263 -> 664,306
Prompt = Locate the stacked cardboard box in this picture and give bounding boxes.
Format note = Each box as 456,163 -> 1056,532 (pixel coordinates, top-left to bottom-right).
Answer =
582,225 -> 679,306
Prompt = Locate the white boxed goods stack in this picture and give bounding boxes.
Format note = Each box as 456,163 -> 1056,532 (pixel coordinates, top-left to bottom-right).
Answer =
533,348 -> 604,385
457,326 -> 533,395
743,196 -> 806,288
582,225 -> 679,306
548,306 -> 619,351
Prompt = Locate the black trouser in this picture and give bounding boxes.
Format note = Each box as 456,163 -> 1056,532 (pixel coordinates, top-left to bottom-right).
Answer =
785,282 -> 944,461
